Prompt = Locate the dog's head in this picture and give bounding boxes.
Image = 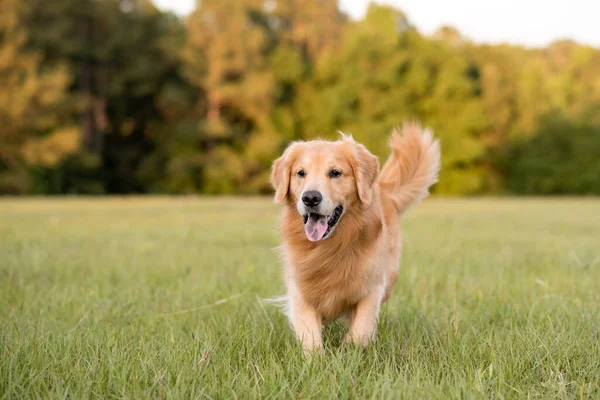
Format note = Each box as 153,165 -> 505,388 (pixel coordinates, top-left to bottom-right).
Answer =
270,134 -> 379,242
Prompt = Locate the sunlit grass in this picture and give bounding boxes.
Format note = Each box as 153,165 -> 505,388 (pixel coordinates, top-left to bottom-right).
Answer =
1,197 -> 599,398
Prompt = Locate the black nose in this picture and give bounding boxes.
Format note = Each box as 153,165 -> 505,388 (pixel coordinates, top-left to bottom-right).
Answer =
302,191 -> 322,208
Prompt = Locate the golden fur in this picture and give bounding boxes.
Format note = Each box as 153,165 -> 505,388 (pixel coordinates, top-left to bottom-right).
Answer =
270,122 -> 441,352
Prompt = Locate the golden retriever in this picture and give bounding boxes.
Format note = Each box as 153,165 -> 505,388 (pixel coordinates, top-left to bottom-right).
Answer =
270,122 -> 441,353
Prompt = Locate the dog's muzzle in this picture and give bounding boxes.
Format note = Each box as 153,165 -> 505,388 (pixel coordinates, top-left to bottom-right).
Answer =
302,205 -> 344,242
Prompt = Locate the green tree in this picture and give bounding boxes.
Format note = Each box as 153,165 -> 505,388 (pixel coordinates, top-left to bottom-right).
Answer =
295,5 -> 486,194
0,0 -> 70,193
499,115 -> 600,194
269,0 -> 345,60
25,0 -> 184,193
181,0 -> 277,193
469,40 -> 600,192
1,0 -> 599,196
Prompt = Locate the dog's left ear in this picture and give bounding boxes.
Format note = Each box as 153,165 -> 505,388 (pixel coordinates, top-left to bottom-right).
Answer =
350,140 -> 379,204
270,142 -> 301,203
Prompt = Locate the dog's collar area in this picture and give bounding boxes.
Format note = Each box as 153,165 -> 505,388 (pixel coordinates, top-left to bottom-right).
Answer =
302,205 -> 344,239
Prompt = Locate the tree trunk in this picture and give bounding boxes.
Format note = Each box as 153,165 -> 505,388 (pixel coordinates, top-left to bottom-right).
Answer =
80,16 -> 103,155
207,90 -> 220,124
80,59 -> 97,153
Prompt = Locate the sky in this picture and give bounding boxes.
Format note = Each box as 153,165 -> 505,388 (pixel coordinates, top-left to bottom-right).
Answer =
152,0 -> 600,48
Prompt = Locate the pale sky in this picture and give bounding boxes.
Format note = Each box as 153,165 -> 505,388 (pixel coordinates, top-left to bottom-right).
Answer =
152,0 -> 600,48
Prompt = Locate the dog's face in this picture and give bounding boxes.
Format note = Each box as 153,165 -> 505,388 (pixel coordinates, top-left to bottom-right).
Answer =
270,135 -> 379,242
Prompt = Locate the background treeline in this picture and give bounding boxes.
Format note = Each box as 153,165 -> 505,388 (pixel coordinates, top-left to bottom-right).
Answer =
1,0 -> 599,195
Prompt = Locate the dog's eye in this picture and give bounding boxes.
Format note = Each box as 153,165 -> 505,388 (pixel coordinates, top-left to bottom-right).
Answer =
297,170 -> 305,178
329,169 -> 342,178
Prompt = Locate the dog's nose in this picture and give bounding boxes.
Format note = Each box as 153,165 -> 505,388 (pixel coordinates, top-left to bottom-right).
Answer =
302,191 -> 322,208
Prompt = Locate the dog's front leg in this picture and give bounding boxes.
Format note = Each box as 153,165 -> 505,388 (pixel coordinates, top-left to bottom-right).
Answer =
344,286 -> 385,348
290,296 -> 322,354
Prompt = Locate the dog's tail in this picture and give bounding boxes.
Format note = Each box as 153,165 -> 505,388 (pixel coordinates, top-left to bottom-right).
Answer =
378,122 -> 441,214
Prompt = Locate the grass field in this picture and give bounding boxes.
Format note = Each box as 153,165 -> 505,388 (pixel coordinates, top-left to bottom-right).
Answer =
1,197 -> 599,399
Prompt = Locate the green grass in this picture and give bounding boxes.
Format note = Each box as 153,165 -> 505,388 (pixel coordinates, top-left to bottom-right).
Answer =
1,197 -> 599,399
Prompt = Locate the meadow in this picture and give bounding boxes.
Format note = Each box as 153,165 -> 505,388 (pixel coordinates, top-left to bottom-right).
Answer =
1,197 -> 599,399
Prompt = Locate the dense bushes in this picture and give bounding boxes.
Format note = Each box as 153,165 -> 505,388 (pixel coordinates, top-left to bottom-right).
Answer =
500,117 -> 600,194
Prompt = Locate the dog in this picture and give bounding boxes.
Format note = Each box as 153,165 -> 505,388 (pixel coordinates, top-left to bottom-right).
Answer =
270,122 -> 440,353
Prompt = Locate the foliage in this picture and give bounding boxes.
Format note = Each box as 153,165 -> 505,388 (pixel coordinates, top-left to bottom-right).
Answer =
0,0 -> 71,193
499,116 -> 600,194
0,0 -> 599,195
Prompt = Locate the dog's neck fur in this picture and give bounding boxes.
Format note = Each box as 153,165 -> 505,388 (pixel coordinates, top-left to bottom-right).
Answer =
280,190 -> 384,320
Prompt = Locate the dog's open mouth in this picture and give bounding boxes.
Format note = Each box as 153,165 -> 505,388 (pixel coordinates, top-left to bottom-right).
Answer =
302,205 -> 343,242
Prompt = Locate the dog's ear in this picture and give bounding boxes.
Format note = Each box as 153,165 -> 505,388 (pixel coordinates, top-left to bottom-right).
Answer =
270,142 -> 301,203
350,140 -> 379,204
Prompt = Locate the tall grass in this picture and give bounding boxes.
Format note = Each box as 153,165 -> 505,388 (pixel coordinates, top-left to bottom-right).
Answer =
1,198 -> 599,398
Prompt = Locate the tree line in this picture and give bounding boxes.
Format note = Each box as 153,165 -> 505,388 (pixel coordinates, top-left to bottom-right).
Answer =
1,0 -> 599,195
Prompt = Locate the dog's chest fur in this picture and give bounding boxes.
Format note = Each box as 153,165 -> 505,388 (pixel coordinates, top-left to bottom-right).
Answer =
282,206 -> 385,321
297,248 -> 381,321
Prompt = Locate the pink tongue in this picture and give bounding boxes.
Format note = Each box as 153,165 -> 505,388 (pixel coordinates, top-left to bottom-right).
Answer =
304,214 -> 328,242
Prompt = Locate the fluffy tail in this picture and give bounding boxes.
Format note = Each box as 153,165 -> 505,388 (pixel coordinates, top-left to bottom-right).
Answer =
378,122 -> 441,213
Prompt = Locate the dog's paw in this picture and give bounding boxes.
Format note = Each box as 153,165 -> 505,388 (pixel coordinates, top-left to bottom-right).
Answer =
342,333 -> 371,349
302,343 -> 324,357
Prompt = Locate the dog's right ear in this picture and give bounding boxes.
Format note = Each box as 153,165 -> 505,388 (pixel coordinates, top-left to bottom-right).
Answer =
270,142 -> 301,204
353,142 -> 379,205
